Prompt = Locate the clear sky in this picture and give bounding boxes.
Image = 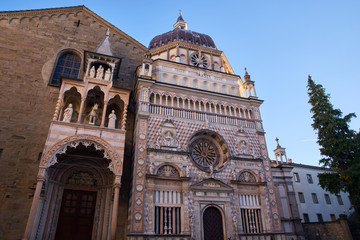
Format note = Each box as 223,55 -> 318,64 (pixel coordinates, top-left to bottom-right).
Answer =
2,1 -> 360,166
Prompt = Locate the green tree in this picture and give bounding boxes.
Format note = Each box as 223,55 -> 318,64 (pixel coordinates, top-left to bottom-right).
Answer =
307,76 -> 360,218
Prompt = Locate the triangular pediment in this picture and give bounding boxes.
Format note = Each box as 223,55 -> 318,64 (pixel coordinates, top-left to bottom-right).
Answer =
0,6 -> 146,52
191,178 -> 233,192
161,117 -> 177,128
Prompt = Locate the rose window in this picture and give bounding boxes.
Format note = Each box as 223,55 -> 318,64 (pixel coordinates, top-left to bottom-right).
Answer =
188,130 -> 228,173
191,140 -> 219,167
190,53 -> 208,68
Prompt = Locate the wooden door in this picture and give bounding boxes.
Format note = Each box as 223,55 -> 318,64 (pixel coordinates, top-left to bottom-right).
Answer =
55,190 -> 97,240
203,206 -> 224,240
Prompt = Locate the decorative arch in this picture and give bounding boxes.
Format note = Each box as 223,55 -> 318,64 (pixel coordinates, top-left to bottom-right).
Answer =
238,170 -> 257,183
60,87 -> 81,122
155,163 -> 181,178
40,134 -> 123,175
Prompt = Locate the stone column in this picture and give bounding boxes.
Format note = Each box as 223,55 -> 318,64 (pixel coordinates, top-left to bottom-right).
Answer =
77,97 -> 86,123
110,175 -> 121,240
101,100 -> 108,127
148,64 -> 152,77
141,63 -> 145,76
53,91 -> 64,121
23,167 -> 46,240
121,104 -> 128,130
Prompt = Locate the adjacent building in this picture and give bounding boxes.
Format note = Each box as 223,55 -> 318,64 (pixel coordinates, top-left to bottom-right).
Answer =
271,139 -> 354,225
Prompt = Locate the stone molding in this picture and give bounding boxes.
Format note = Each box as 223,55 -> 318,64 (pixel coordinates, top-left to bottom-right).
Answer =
39,134 -> 123,175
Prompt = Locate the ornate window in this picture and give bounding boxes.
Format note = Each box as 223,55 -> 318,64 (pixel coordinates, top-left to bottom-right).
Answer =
190,53 -> 208,68
188,130 -> 229,173
190,138 -> 219,169
239,194 -> 263,233
154,190 -> 182,234
50,51 -> 81,85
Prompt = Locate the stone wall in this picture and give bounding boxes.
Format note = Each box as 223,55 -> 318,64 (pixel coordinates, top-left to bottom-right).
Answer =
0,6 -> 145,240
302,217 -> 353,240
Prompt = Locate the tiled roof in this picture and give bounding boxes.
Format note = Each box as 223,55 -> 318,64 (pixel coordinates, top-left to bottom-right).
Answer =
148,28 -> 216,50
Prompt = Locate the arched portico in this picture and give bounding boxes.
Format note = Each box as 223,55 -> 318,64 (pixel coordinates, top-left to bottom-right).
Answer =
24,135 -> 123,240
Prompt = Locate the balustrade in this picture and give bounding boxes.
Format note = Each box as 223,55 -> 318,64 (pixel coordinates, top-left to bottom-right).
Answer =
149,103 -> 257,129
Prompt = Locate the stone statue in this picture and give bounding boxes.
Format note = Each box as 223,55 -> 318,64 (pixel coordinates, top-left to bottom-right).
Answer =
89,66 -> 95,78
104,68 -> 111,81
163,131 -> 174,146
209,165 -> 214,178
149,162 -> 154,174
63,104 -> 73,122
89,104 -> 98,125
96,65 -> 104,79
239,140 -> 249,154
108,110 -> 116,128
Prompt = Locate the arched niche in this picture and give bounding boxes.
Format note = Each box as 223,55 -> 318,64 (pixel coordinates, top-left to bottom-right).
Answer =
182,77 -> 189,87
180,54 -> 186,64
156,164 -> 180,178
238,170 -> 257,183
60,87 -> 81,122
149,92 -> 155,104
104,95 -> 124,129
172,75 -> 179,85
88,62 -> 111,80
82,86 -> 105,125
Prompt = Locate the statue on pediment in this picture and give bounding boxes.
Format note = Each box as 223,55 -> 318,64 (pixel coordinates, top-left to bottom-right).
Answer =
108,110 -> 116,128
104,68 -> 111,81
89,104 -> 98,125
89,66 -> 95,78
96,65 -> 104,79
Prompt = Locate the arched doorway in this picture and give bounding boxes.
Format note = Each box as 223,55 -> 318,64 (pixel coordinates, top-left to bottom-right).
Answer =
203,206 -> 224,240
55,189 -> 97,240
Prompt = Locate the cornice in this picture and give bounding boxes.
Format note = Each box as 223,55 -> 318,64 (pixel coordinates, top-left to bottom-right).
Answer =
149,41 -> 223,56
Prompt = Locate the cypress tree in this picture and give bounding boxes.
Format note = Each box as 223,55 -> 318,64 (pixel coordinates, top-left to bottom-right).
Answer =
307,75 -> 360,218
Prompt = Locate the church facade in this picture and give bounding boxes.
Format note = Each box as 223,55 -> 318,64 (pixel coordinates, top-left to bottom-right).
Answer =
0,6 -> 303,240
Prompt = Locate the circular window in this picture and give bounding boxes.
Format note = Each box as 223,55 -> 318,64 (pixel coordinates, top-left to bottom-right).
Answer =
190,138 -> 220,168
190,53 -> 208,68
188,130 -> 229,173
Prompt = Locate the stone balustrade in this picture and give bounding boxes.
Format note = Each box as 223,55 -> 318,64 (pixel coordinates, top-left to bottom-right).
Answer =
149,103 -> 258,129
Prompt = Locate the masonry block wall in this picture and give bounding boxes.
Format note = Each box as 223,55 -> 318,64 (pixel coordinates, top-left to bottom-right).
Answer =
0,6 -> 145,239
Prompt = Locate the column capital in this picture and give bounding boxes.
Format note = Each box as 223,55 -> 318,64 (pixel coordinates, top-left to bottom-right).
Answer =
113,174 -> 122,187
37,167 -> 47,181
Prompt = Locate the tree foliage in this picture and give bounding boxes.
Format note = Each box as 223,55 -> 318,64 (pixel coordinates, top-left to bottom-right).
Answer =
307,76 -> 360,217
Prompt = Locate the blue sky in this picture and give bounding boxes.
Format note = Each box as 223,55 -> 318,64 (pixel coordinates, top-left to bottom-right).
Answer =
2,1 -> 360,166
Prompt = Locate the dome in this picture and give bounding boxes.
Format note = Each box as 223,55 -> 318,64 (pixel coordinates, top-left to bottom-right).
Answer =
148,14 -> 216,50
